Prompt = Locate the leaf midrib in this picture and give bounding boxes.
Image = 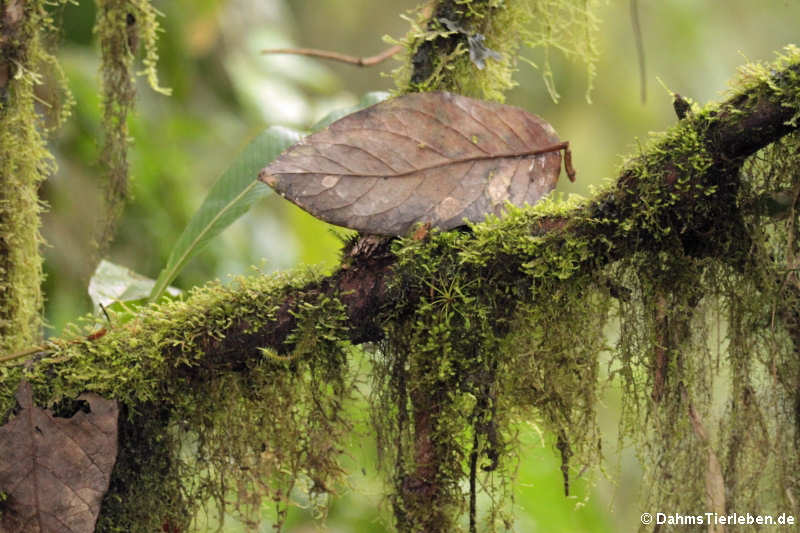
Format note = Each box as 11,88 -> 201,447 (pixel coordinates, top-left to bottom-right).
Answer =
265,142 -> 568,180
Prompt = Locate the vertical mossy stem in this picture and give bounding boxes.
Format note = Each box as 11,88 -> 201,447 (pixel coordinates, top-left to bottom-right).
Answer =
92,0 -> 137,261
394,2 -> 519,530
0,0 -> 50,353
92,0 -> 170,262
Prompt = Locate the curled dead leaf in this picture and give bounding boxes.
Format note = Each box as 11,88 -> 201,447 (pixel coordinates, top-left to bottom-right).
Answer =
260,92 -> 574,235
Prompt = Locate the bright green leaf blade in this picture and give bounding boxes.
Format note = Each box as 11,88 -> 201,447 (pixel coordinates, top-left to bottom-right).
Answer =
149,126 -> 303,301
311,91 -> 391,132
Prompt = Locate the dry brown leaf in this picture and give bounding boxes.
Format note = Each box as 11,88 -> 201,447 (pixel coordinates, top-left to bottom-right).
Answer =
260,92 -> 574,235
0,381 -> 119,533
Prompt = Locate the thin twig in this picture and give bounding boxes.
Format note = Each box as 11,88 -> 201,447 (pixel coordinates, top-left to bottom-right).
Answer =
261,44 -> 403,67
0,328 -> 108,365
0,345 -> 47,364
260,3 -> 435,69
261,1 -> 439,70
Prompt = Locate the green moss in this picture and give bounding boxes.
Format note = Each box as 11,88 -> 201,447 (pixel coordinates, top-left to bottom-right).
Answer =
603,63 -> 800,518
93,0 -> 171,255
367,214 -> 609,531
0,269 -> 353,531
0,1 -> 72,354
730,45 -> 800,126
390,0 -> 602,102
521,0 -> 602,102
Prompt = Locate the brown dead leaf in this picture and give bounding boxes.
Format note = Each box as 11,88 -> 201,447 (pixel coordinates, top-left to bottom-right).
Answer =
260,92 -> 573,235
0,381 -> 119,533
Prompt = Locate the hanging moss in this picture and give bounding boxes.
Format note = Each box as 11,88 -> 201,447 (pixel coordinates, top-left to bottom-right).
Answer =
93,0 -> 171,257
605,48 -> 800,527
372,219 -> 609,532
521,0 -> 602,102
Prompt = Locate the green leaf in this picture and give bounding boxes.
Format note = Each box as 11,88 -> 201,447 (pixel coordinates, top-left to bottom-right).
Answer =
149,126 -> 303,301
89,260 -> 180,313
310,91 -> 391,132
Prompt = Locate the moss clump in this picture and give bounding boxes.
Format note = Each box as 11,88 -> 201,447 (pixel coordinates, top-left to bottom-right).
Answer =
371,213 -> 608,532
730,45 -> 800,127
390,0 -> 602,102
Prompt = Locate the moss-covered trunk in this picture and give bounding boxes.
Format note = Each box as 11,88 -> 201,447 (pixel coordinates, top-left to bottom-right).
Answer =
0,0 -> 50,353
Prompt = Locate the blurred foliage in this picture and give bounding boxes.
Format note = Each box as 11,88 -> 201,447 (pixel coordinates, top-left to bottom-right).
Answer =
37,0 -> 800,531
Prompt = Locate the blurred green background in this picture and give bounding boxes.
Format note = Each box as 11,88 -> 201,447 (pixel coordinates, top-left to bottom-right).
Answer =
40,1 -> 800,531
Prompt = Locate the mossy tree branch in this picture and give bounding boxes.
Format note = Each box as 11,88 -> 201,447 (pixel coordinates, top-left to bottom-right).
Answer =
7,53 -> 799,396
3,45 -> 799,533
144,59 -> 800,370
